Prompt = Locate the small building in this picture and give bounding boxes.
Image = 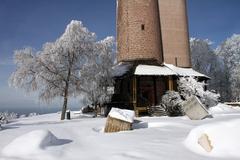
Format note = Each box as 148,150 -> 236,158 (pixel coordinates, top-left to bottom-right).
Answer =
107,0 -> 209,116
108,62 -> 208,116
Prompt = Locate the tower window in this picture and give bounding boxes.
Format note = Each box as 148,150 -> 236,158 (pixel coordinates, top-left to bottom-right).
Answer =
141,24 -> 145,30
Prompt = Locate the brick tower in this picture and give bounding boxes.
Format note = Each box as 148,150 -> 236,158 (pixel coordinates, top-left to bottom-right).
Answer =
117,0 -> 163,63
158,0 -> 191,67
117,0 -> 191,67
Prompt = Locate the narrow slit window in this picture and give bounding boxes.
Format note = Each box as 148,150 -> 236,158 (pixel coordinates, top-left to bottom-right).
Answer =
141,24 -> 145,30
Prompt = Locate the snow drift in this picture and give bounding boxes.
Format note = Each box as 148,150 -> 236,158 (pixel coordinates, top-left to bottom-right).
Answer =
209,103 -> 240,114
184,118 -> 240,158
2,130 -> 60,157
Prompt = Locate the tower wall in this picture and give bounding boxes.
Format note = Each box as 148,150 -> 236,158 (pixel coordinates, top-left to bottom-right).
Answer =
117,0 -> 163,63
158,0 -> 191,67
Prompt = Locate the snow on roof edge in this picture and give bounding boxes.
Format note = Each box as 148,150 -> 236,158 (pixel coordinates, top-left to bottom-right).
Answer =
163,63 -> 210,79
112,62 -> 133,77
134,64 -> 177,76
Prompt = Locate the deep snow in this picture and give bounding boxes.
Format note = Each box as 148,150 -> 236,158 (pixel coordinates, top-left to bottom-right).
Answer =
0,104 -> 240,160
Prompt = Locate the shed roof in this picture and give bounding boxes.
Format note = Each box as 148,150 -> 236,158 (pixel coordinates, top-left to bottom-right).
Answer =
134,65 -> 176,76
134,63 -> 209,79
163,63 -> 210,78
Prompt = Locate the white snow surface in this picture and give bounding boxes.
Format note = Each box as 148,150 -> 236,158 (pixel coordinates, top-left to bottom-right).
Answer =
184,119 -> 240,158
134,65 -> 176,76
134,63 -> 209,78
0,104 -> 240,160
108,108 -> 135,123
209,103 -> 240,114
164,63 -> 209,78
2,130 -> 59,157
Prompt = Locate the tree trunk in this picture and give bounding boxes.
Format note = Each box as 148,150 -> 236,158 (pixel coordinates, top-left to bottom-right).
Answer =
93,103 -> 97,118
61,96 -> 68,120
61,81 -> 69,120
61,68 -> 71,120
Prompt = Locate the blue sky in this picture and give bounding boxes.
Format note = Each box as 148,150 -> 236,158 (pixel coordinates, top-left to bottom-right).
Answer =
188,0 -> 240,46
0,0 -> 240,113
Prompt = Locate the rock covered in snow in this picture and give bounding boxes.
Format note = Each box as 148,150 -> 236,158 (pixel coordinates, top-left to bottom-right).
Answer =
2,130 -> 58,157
108,108 -> 135,123
197,134 -> 213,152
184,119 -> 240,158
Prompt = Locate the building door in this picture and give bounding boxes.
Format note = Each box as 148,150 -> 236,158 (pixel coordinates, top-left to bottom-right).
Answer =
137,77 -> 155,107
156,77 -> 168,104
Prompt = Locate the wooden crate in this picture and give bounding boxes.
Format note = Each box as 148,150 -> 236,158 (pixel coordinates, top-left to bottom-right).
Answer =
104,116 -> 132,133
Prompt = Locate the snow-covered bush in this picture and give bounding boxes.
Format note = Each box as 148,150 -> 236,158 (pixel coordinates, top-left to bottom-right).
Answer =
19,114 -> 27,118
161,91 -> 184,116
28,113 -> 38,117
81,105 -> 94,113
177,77 -> 220,108
148,104 -> 168,117
0,112 -> 18,125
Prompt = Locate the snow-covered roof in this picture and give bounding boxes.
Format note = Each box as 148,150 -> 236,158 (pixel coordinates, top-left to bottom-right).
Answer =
164,63 -> 210,78
134,63 -> 209,78
112,62 -> 132,77
134,65 -> 176,76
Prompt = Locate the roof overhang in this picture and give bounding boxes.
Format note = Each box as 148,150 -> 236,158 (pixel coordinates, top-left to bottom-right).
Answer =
134,63 -> 210,79
134,65 -> 176,76
163,63 -> 210,79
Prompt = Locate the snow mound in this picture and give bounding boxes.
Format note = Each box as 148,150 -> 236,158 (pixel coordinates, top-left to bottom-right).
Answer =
2,130 -> 58,157
108,108 -> 135,123
184,119 -> 240,158
209,103 -> 240,114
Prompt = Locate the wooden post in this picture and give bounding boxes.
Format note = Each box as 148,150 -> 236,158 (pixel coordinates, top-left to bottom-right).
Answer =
168,76 -> 173,91
132,76 -> 138,117
153,76 -> 157,106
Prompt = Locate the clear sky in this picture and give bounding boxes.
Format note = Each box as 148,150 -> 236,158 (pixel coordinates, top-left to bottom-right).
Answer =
0,0 -> 240,113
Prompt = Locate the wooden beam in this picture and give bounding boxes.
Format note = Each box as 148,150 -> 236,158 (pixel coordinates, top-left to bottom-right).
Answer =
168,76 -> 173,91
132,76 -> 138,116
153,76 -> 157,106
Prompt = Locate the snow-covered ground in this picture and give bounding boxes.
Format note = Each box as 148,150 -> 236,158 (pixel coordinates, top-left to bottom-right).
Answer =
0,104 -> 240,160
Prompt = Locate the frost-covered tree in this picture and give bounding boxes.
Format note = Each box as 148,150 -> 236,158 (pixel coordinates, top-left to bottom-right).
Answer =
190,38 -> 229,101
178,77 -> 220,108
190,38 -> 215,73
80,37 -> 115,116
216,34 -> 240,101
9,20 -> 113,120
0,112 -> 18,125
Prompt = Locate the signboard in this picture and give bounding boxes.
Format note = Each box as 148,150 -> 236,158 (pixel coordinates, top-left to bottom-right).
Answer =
182,96 -> 211,120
